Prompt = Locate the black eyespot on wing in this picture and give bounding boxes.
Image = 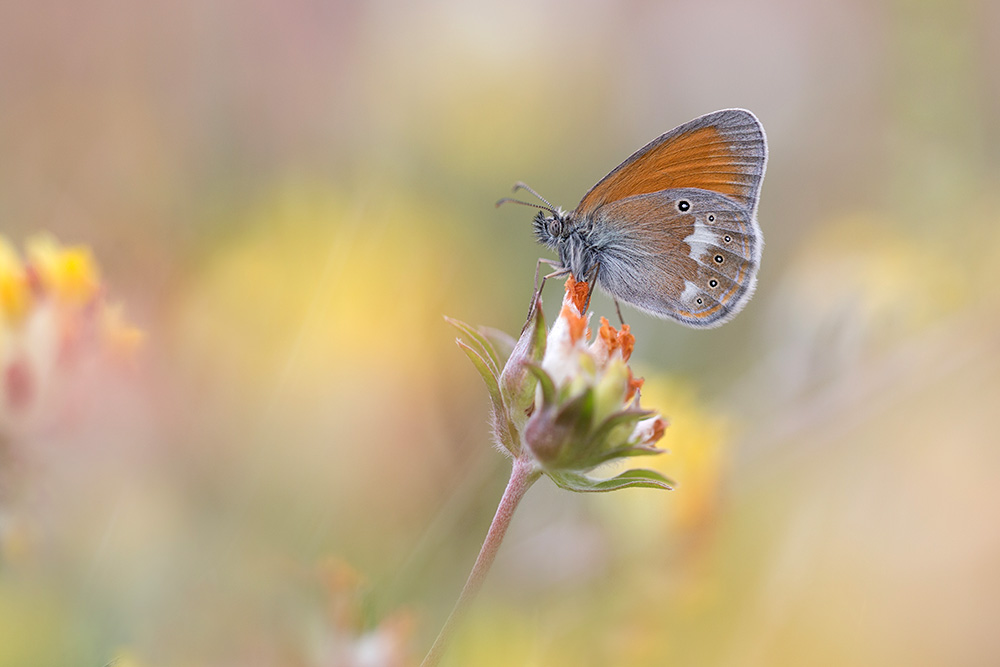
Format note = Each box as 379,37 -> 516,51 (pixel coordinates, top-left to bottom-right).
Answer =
714,254 -> 724,264
709,279 -> 718,288
707,214 -> 715,222
723,234 -> 732,243
677,200 -> 690,212
696,297 -> 703,305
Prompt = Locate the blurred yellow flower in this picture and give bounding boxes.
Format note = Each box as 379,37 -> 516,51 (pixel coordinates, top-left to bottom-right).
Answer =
602,376 -> 729,539
0,237 -> 30,326
175,184 -> 461,391
645,379 -> 729,534
0,232 -> 139,432
26,233 -> 101,308
101,303 -> 145,360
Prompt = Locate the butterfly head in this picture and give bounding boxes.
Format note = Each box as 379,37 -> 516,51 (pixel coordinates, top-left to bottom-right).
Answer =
532,207 -> 571,249
498,182 -> 572,251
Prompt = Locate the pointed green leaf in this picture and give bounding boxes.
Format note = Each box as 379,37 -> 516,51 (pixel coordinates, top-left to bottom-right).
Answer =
591,443 -> 665,466
455,339 -> 503,410
546,468 -> 675,493
455,339 -> 521,455
446,316 -> 503,376
478,326 -> 516,364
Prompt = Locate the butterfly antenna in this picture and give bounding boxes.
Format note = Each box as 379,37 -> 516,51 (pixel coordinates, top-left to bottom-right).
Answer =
495,197 -> 553,212
511,181 -> 558,212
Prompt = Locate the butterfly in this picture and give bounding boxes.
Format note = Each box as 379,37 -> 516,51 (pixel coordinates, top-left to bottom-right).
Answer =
500,109 -> 767,328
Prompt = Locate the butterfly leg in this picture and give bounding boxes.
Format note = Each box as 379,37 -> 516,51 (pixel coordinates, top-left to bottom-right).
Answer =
533,257 -> 564,295
526,258 -> 568,323
614,299 -> 627,328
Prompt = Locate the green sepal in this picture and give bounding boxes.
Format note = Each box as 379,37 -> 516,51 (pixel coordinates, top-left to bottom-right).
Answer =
455,339 -> 501,403
497,303 -> 547,429
591,443 -> 665,466
578,408 -> 654,461
524,362 -> 556,407
546,468 -> 675,493
455,339 -> 518,455
556,387 -> 595,452
445,317 -> 502,377
520,300 -> 547,368
478,326 -> 516,364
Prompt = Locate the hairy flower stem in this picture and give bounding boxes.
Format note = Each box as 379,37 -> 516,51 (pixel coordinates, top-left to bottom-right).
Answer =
420,456 -> 541,667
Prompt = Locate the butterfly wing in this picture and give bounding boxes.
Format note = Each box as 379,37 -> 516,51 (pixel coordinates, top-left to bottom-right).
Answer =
574,109 -> 767,218
591,188 -> 761,328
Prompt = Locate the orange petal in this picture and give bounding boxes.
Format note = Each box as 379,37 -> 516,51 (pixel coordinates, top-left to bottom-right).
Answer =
617,324 -> 635,362
626,369 -> 645,402
560,303 -> 587,343
598,316 -> 618,353
649,416 -> 667,443
564,275 -> 589,314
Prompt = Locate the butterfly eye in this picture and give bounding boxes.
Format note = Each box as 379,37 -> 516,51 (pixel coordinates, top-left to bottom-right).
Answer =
677,200 -> 691,212
714,254 -> 724,264
548,218 -> 563,237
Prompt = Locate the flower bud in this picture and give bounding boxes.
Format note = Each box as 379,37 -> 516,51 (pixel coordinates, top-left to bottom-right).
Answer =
452,276 -> 672,493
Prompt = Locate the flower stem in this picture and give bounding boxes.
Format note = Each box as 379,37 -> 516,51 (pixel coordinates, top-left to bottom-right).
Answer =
420,456 -> 540,667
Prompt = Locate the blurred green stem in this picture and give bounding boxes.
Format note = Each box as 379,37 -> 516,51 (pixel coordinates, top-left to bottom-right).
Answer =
420,456 -> 540,667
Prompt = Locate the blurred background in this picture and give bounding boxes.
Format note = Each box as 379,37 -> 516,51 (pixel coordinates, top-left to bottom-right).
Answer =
1,0 -> 999,665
